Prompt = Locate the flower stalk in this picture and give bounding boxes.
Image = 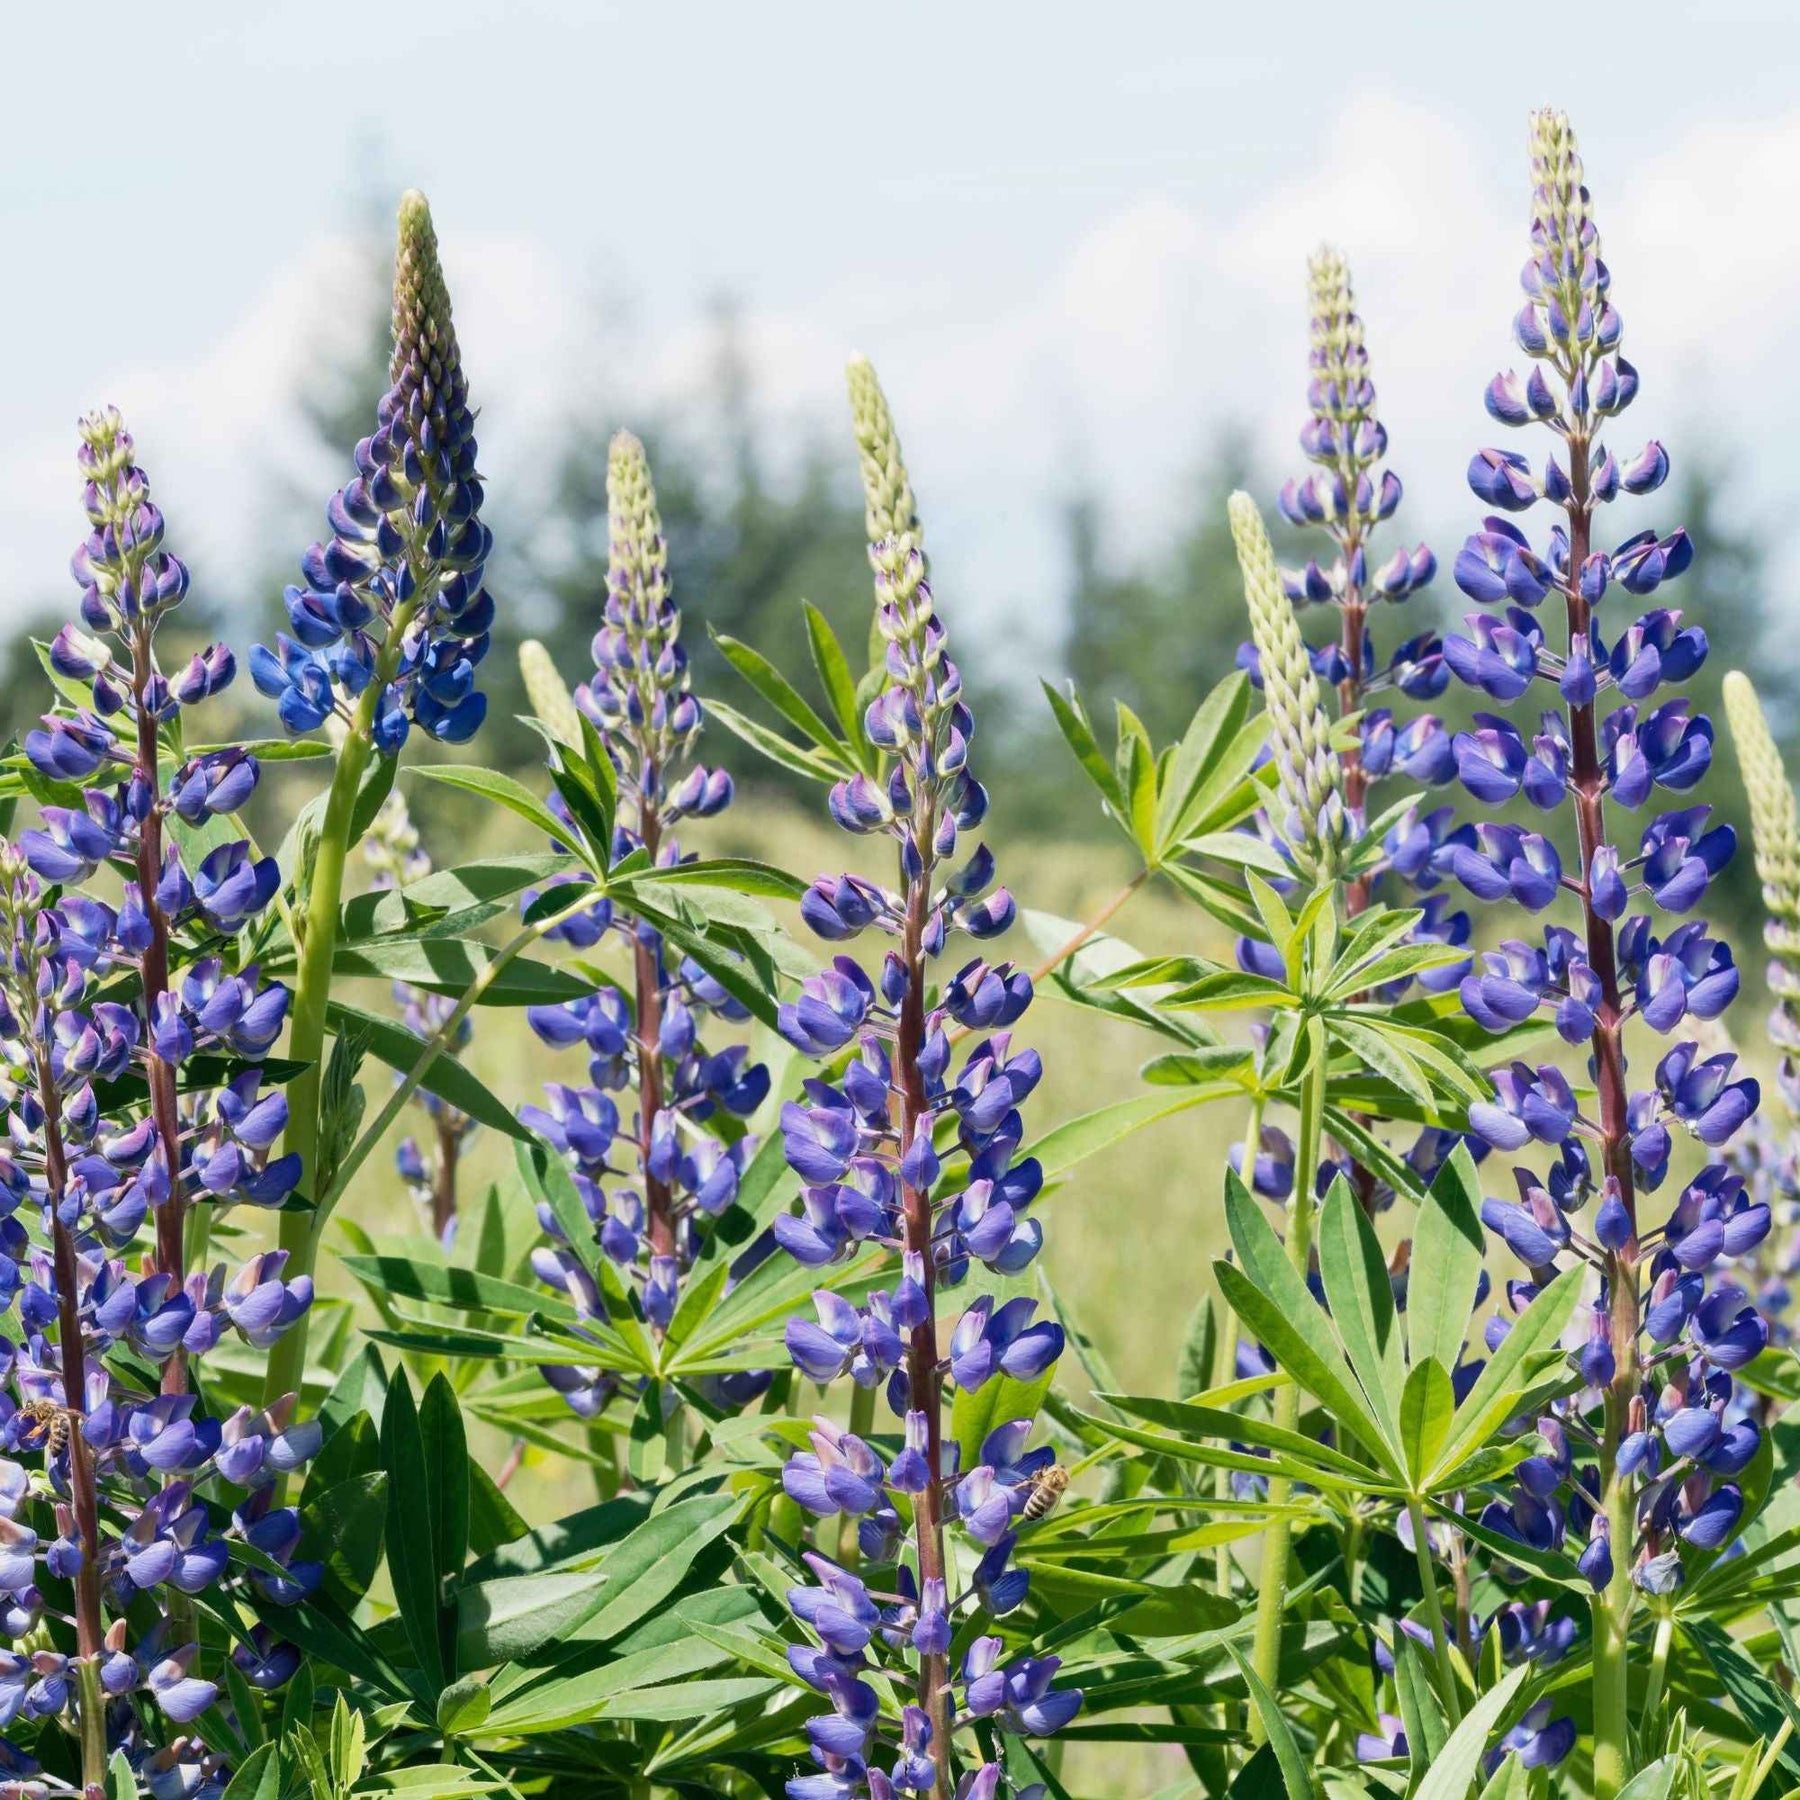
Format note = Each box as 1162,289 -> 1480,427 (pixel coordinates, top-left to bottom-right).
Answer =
1447,110 -> 1756,1796
1246,1041 -> 1325,1731
771,360 -> 1078,1798
38,1058 -> 105,1788
257,186 -> 494,1408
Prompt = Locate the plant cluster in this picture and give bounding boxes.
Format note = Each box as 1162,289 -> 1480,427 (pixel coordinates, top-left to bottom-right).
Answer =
0,111 -> 1796,1800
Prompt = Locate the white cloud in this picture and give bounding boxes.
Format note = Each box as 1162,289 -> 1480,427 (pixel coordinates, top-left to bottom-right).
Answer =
4,95 -> 1795,659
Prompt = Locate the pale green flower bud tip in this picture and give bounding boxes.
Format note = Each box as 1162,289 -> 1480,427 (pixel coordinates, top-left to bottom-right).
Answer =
1722,669 -> 1760,723
391,188 -> 454,381
397,188 -> 433,238
1723,669 -> 1800,931
520,640 -> 583,749
846,357 -> 921,557
1227,491 -> 1346,878
606,428 -> 669,607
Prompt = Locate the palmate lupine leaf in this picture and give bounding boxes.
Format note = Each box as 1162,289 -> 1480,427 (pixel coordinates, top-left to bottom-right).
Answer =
1042,672 -> 1278,871
1086,902 -> 1485,1159
1098,1149 -> 1580,1532
1222,1170 -> 1396,1469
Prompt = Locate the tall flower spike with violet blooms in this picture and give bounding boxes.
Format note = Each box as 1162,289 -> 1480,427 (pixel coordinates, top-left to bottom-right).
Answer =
1272,246 -> 1448,912
30,411 -> 298,1402
363,790 -> 476,1244
255,190 -> 494,1412
1244,254 -> 1469,1221
773,358 -> 1079,1800
0,415 -> 318,1791
521,432 -> 770,1436
1447,111 -> 1758,1798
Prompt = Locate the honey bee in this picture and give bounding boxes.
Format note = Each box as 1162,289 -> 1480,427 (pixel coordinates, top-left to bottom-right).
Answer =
17,1398 -> 73,1459
1020,1464 -> 1070,1524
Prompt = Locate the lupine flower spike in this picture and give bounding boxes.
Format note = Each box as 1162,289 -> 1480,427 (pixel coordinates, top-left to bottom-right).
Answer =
257,189 -> 493,1412
1720,674 -> 1800,1351
774,358 -> 1079,1800
1230,265 -> 1470,1230
1445,110 -> 1753,1796
0,414 -> 318,1787
1270,247 -> 1448,909
522,432 -> 771,1423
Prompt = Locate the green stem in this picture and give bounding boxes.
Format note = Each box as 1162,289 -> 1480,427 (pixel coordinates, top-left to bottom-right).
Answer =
262,598 -> 421,1414
1639,1609 -> 1673,1733
1247,1046 -> 1325,1735
1405,1495 -> 1463,1723
1592,1404 -> 1637,1800
1214,1087 -> 1265,1599
76,1654 -> 106,1795
261,720 -> 373,1412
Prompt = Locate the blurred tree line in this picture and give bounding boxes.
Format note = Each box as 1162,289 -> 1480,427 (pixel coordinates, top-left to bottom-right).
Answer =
0,224 -> 1785,955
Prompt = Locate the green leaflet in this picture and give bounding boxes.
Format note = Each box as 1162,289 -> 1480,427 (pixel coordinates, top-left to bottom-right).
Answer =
380,1372 -> 447,1693
1408,1146 -> 1488,1375
952,1366 -> 1056,1471
1413,1664 -> 1530,1800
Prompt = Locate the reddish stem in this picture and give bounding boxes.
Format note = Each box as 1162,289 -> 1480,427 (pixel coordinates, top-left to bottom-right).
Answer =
895,813 -> 953,1800
1560,438 -> 1641,1362
37,1056 -> 105,1664
129,635 -> 188,1399
430,1116 -> 461,1241
633,789 -> 675,1270
1334,587 -> 1385,1217
1337,594 -> 1372,919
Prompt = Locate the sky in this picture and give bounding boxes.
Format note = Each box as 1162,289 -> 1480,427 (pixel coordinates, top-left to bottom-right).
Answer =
3,1 -> 1797,672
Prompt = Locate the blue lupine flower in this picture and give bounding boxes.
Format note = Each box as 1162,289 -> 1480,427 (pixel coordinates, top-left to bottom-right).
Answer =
520,435 -> 770,1424
1451,109 -> 1761,1617
0,403 -> 316,1767
770,361 -> 1077,1796
1253,246 -> 1460,1011
255,193 -> 493,753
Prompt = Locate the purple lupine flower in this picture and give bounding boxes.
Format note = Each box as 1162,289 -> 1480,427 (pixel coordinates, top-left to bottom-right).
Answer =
0,395 -> 323,1782
0,836 -> 318,1755
1259,247 -> 1462,1013
1448,111 -> 1762,1664
1485,1701 -> 1577,1775
255,193 -> 493,752
769,361 -> 1076,1797
519,435 -> 771,1429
